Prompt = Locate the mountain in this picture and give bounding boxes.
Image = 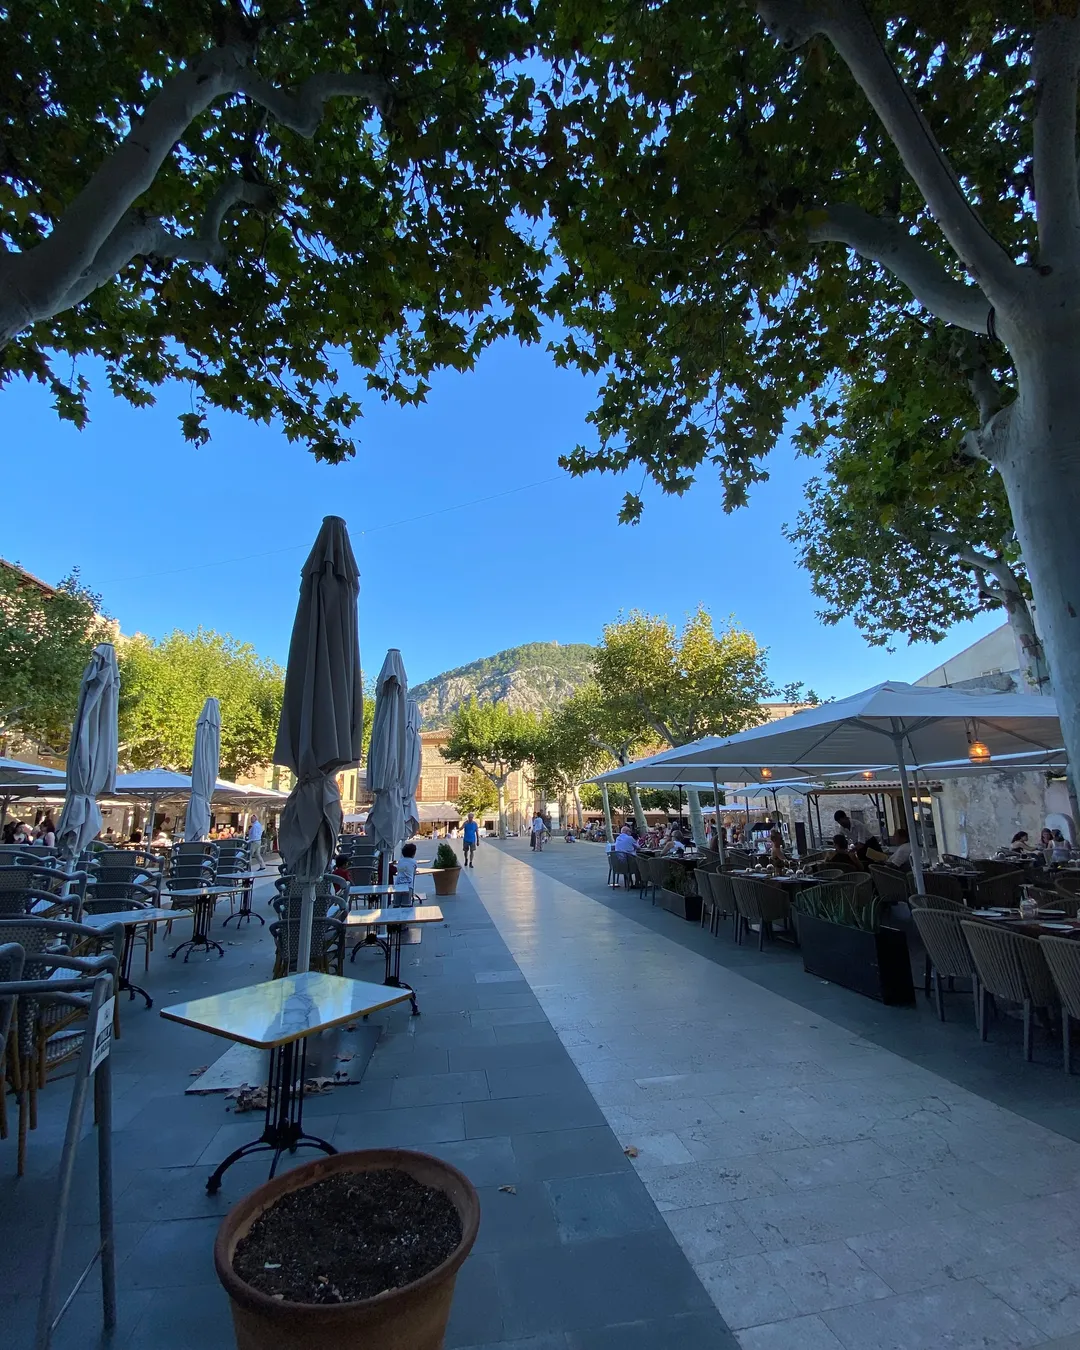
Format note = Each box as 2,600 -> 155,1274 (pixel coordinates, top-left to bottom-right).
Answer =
410,642 -> 595,728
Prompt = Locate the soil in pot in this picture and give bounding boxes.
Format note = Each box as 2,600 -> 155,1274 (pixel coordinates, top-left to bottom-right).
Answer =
233,1168 -> 462,1305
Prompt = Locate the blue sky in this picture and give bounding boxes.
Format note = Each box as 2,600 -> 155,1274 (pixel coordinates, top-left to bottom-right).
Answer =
5,336 -> 998,697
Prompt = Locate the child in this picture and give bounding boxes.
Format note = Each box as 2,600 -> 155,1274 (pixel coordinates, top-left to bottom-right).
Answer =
395,842 -> 418,902
332,853 -> 351,883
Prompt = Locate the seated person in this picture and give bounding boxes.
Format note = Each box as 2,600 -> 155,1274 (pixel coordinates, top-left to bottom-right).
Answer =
889,827 -> 913,868
332,853 -> 351,883
766,829 -> 788,868
660,826 -> 689,856
857,835 -> 889,866
1051,828 -> 1073,864
1009,830 -> 1034,853
395,842 -> 419,900
613,823 -> 638,855
824,833 -> 864,871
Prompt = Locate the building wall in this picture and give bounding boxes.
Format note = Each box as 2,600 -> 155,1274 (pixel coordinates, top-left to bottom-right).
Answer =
414,731 -> 530,832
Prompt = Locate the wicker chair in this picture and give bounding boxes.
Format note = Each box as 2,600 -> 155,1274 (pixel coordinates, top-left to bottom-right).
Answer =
922,872 -> 968,906
826,872 -> 875,907
911,908 -> 980,1023
973,858 -> 1024,877
609,853 -> 636,890
870,865 -> 915,907
82,892 -> 157,972
1039,936 -> 1080,1073
0,941 -> 25,1141
975,870 -> 1025,909
729,875 -> 792,950
810,867 -> 847,881
961,920 -> 1060,1059
696,869 -> 721,933
0,916 -> 120,1173
269,916 -> 346,978
636,856 -> 660,905
706,870 -> 736,938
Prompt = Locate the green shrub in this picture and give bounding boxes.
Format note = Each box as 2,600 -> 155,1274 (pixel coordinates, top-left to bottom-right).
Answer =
434,842 -> 460,869
794,882 -> 881,932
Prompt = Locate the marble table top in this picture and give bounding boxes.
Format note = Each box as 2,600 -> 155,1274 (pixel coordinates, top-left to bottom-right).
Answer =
345,905 -> 444,927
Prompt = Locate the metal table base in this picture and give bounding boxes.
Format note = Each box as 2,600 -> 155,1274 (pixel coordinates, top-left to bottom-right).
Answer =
169,896 -> 224,961
350,924 -> 420,1016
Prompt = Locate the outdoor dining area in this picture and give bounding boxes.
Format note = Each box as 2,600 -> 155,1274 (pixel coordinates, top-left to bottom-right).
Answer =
591,680 -> 1080,1068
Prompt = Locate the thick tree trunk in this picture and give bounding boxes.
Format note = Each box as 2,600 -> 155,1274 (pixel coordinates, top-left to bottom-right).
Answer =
573,786 -> 585,829
686,788 -> 707,846
995,372 -> 1080,789
627,784 -> 647,834
496,780 -> 508,839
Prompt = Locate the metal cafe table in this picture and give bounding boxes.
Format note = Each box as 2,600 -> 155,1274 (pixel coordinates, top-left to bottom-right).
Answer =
346,881 -> 414,910
160,972 -> 411,1193
163,883 -> 237,960
346,904 -> 444,1015
218,870 -> 267,927
80,905 -> 187,1009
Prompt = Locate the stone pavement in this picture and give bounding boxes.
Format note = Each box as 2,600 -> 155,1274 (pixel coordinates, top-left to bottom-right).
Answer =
477,837 -> 1080,1350
0,865 -> 734,1350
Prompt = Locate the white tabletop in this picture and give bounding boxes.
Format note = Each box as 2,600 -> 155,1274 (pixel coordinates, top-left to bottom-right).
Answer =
81,906 -> 183,928
163,885 -> 235,899
346,905 -> 444,927
347,883 -> 413,897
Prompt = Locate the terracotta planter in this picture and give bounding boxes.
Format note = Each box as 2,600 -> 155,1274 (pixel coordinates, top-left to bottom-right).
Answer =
214,1149 -> 480,1350
432,867 -> 461,897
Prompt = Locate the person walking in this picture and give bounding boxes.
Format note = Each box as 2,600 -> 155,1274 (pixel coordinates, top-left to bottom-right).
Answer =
462,812 -> 479,868
531,811 -> 546,852
247,814 -> 264,869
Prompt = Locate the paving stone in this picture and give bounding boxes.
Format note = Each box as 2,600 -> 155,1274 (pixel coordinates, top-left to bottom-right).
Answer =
545,1170 -> 666,1243
511,1126 -> 632,1181
465,1092 -> 605,1138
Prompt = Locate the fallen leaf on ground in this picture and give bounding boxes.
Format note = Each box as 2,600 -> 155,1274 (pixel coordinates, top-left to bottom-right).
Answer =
335,1052 -> 354,1062
189,1066 -> 208,1076
498,1184 -> 517,1194
623,1146 -> 639,1158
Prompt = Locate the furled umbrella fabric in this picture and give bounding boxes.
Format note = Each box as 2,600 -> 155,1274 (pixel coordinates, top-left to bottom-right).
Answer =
274,517 -> 363,970
184,697 -> 221,842
56,644 -> 120,858
366,650 -> 409,866
403,699 -> 422,840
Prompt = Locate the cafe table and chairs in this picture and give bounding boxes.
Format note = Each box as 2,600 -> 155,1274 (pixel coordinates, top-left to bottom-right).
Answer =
346,904 -> 444,1015
160,973 -> 412,1194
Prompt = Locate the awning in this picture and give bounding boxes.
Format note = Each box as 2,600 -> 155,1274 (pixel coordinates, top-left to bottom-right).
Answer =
418,801 -> 460,822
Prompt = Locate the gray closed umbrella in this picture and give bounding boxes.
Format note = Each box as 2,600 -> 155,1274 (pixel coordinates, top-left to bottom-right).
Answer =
274,517 -> 363,971
56,643 -> 120,859
403,699 -> 422,840
184,697 -> 221,842
366,650 -> 409,877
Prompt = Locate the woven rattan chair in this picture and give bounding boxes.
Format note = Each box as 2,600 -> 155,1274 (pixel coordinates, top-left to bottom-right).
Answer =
975,870 -> 1025,909
912,908 -> 980,1023
609,853 -> 636,890
870,865 -> 915,906
1039,935 -> 1080,1072
729,875 -> 792,950
270,916 -> 346,978
696,868 -> 720,933
909,892 -> 967,914
1055,872 -> 1080,897
922,872 -> 968,906
826,872 -> 875,907
706,870 -> 736,938
0,941 -> 25,1141
961,920 -> 1059,1059
974,858 -> 1024,877
0,916 -> 120,1173
810,867 -> 847,881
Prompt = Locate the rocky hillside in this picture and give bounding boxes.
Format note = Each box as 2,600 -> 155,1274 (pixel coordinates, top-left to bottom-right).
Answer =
410,642 -> 595,728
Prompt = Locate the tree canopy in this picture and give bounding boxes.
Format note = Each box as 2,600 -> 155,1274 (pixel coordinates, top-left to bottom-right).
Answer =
453,767 -> 498,819
2,0 -> 552,457
0,565 -> 107,751
118,628 -> 284,778
440,697 -> 540,835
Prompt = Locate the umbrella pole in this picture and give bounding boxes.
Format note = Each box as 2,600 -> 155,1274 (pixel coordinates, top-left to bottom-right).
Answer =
600,784 -> 614,844
711,771 -> 726,863
893,739 -> 926,895
296,880 -> 315,974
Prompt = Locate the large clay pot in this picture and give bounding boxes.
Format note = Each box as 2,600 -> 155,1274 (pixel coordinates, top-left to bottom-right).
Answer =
432,867 -> 461,897
214,1149 -> 480,1350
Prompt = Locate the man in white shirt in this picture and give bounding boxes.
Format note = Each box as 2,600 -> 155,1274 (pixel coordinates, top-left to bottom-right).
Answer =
834,810 -> 868,847
531,813 -> 546,852
889,827 -> 912,868
613,824 -> 638,855
247,815 -> 264,869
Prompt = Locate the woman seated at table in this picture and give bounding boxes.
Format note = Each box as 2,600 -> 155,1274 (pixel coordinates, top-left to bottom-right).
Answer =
1009,830 -> 1036,853
824,833 -> 864,871
659,824 -> 690,857
766,829 -> 788,868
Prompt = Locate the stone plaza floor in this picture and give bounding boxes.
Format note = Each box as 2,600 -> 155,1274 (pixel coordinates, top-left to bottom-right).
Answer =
5,841 -> 1080,1349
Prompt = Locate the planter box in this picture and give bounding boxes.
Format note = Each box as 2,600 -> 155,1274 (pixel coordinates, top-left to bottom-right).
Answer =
660,887 -> 702,923
432,867 -> 461,897
797,912 -> 915,1006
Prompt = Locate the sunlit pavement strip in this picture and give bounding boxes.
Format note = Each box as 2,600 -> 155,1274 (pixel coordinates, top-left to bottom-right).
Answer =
475,842 -> 1080,1350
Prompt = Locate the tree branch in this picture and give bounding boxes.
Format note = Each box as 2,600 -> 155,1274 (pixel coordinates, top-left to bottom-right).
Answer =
1032,11 -> 1080,269
757,0 -> 1019,304
0,48 -> 389,343
953,333 -> 1006,426
807,204 -> 991,332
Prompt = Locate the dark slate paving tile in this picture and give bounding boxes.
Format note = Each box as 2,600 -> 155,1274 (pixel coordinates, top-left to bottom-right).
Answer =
512,1128 -> 631,1182
117,1164 -> 253,1224
496,1233 -> 715,1338
545,1171 -> 666,1244
426,1136 -> 521,1188
445,1252 -> 504,1348
303,1076 -> 393,1114
457,1339 -> 569,1350
390,1070 -> 491,1109
119,1215 -> 223,1289
466,1093 -> 605,1139
473,1183 -> 560,1254
363,1045 -> 452,1079
486,1062 -> 591,1100
2,1285 -> 154,1350
415,984 -> 482,1013
491,1020 -> 562,1043
106,1120 -> 224,1169
567,1313 -> 740,1349
450,1041 -> 574,1074
475,986 -> 544,1010
474,970 -> 528,985
197,1116 -> 338,1167
332,1103 -> 466,1149
126,1279 -> 235,1350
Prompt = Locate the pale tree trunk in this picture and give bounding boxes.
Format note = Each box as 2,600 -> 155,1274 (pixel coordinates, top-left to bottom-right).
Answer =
686,788 -> 708,846
627,784 -> 647,834
572,786 -> 585,829
600,783 -> 615,843
496,780 -> 508,839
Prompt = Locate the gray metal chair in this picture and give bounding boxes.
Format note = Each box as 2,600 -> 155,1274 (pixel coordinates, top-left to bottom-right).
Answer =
870,865 -> 915,905
0,941 -> 25,1141
975,870 -> 1025,909
911,908 -> 981,1023
962,920 -> 1059,1060
729,875 -> 792,950
1039,935 -> 1080,1073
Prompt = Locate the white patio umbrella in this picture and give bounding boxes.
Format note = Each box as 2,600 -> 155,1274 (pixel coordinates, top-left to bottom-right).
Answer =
184,697 -> 221,842
403,699 -> 422,840
55,643 -> 120,859
366,649 -> 409,880
633,682 -> 1062,893
274,516 -> 363,971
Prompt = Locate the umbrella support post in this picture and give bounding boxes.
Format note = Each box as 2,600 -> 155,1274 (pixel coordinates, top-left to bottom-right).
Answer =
296,881 -> 316,974
893,732 -> 926,895
711,771 -> 727,863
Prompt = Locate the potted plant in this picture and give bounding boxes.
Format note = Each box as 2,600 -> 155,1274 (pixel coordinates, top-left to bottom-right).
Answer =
794,884 -> 915,1005
215,1148 -> 480,1350
658,863 -> 702,923
431,842 -> 462,897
